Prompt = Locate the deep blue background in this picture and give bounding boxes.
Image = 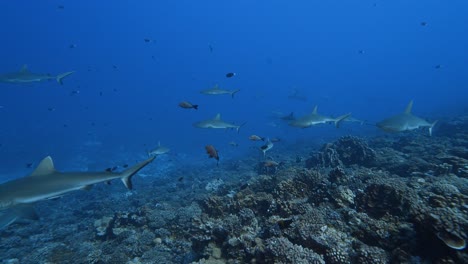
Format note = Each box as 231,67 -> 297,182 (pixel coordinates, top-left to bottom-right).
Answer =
0,0 -> 467,178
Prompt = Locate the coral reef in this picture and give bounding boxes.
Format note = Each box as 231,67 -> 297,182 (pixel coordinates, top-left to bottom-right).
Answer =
1,116 -> 468,263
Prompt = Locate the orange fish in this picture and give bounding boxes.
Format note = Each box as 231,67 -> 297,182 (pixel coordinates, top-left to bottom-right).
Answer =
179,101 -> 198,110
249,135 -> 265,141
205,145 -> 219,165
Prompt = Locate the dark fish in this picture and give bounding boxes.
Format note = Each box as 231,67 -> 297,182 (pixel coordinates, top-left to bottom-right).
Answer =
209,44 -> 214,53
99,91 -> 103,96
144,38 -> 152,43
179,101 -> 199,110
105,168 -> 112,172
435,64 -> 442,69
113,65 -> 118,70
178,176 -> 184,182
205,145 -> 219,165
48,107 -> 55,112
123,164 -> 128,168
26,163 -> 34,168
277,219 -> 293,230
226,72 -> 236,78
57,5 -> 64,9
69,44 -> 77,49
70,90 -> 80,96
420,22 -> 427,26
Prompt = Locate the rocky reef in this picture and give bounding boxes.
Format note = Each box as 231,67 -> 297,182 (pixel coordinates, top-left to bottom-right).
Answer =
0,116 -> 467,263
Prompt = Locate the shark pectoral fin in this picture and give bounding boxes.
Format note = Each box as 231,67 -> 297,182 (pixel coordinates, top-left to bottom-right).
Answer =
0,210 -> 20,229
81,185 -> 93,191
56,71 -> 75,85
0,205 -> 39,229
335,113 -> 351,128
13,205 -> 39,220
214,113 -> 221,120
429,120 -> 438,136
120,156 -> 156,190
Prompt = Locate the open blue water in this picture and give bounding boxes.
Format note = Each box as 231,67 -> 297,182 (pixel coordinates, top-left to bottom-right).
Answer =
0,0 -> 467,176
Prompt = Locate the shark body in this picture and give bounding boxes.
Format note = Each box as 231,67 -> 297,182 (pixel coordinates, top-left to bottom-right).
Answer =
200,85 -> 240,98
148,141 -> 170,156
0,156 -> 154,228
193,113 -> 245,132
377,100 -> 437,136
289,106 -> 351,128
0,65 -> 74,85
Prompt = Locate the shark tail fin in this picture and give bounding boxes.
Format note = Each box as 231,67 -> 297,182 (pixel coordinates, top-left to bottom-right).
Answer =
192,104 -> 199,110
335,113 -> 351,128
0,205 -> 38,230
56,71 -> 75,85
120,156 -> 155,190
429,120 -> 438,136
231,89 -> 240,98
236,122 -> 247,133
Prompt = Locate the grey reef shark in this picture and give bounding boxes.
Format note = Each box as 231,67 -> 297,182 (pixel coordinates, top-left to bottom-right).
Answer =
289,106 -> 351,128
0,156 -> 155,229
200,84 -> 240,98
0,65 -> 74,85
193,113 -> 245,133
377,100 -> 437,136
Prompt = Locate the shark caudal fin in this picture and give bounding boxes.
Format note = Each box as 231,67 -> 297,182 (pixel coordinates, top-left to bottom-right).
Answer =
334,113 -> 351,128
120,156 -> 155,190
429,120 -> 438,136
56,71 -> 75,85
0,205 -> 38,230
236,122 -> 247,133
231,89 -> 240,98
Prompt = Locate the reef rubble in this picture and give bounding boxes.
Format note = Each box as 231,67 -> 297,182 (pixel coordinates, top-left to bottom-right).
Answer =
0,116 -> 467,263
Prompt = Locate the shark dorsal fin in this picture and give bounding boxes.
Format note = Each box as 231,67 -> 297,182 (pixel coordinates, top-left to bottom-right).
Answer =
404,100 -> 414,114
214,113 -> 221,120
312,106 -> 318,114
214,84 -> 219,89
20,64 -> 29,73
158,141 -> 161,147
31,156 -> 55,176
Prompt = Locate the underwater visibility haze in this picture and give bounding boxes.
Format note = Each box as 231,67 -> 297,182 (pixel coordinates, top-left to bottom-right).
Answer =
0,1 -> 467,263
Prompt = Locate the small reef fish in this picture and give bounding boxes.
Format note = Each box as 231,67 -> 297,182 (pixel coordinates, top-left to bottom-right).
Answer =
228,142 -> 239,147
270,137 -> 281,143
200,84 -> 240,98
205,145 -> 219,165
179,101 -> 198,110
249,135 -> 265,141
260,138 -> 274,157
263,160 -> 279,167
226,72 -> 236,78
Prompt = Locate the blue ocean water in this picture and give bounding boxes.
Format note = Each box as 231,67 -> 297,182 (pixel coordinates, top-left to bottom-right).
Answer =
1,1 -> 468,263
0,0 -> 466,200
